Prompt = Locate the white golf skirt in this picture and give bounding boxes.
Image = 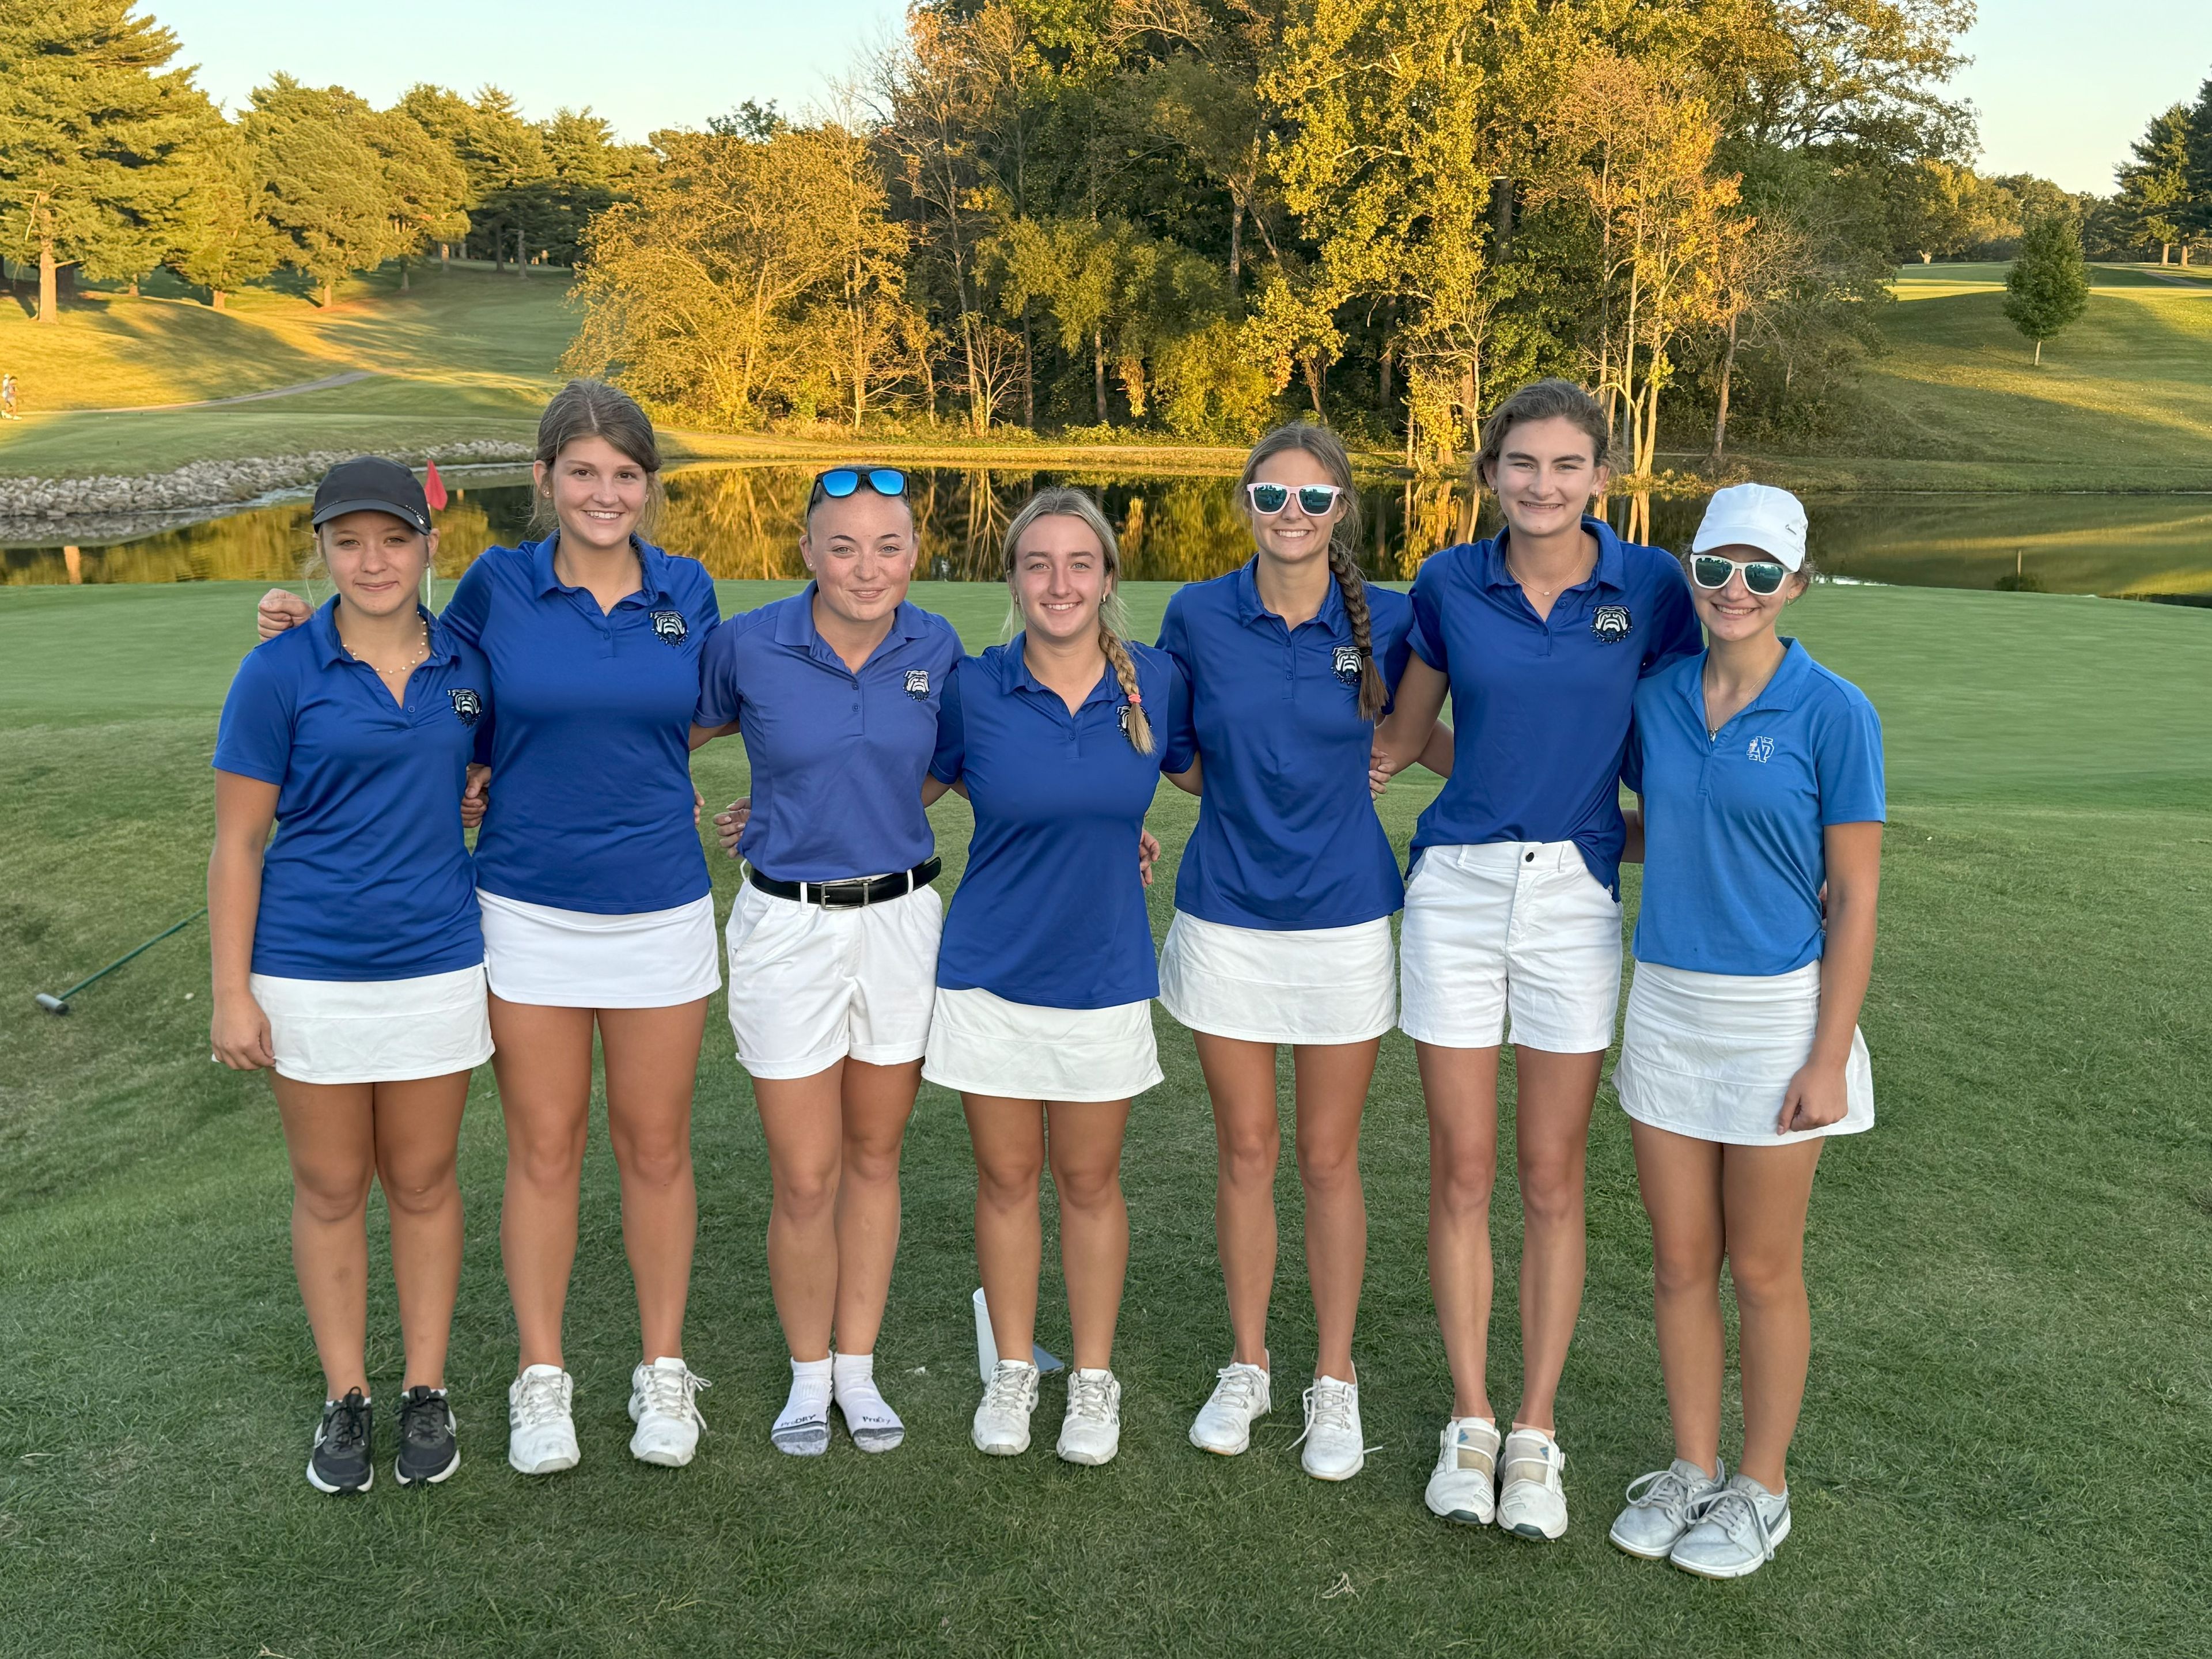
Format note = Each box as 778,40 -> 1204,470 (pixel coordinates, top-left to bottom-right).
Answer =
1157,911 -> 1396,1046
251,964 -> 493,1086
725,880 -> 942,1078
478,890 -> 721,1010
1613,959 -> 1874,1146
1399,840 -> 1624,1054
923,986 -> 1162,1103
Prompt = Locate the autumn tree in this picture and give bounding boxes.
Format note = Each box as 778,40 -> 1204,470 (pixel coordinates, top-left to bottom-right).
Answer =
0,0 -> 213,323
568,123 -> 916,430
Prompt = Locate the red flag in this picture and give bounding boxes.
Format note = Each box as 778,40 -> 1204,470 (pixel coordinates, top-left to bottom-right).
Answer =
423,460 -> 449,512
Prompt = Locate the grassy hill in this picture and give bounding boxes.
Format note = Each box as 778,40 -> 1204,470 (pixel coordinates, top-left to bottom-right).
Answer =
1,578 -> 2206,1656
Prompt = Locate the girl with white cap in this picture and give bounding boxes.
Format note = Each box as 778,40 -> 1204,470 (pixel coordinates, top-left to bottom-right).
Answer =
1605,482 -> 1884,1578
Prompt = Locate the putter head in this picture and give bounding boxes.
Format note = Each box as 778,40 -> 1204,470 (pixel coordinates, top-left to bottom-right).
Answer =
35,993 -> 69,1014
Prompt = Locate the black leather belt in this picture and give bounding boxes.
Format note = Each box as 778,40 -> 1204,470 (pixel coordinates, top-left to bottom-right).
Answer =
748,857 -> 941,909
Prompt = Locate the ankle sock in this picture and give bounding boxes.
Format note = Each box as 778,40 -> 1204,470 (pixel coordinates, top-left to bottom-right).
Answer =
831,1351 -> 904,1451
771,1358 -> 832,1456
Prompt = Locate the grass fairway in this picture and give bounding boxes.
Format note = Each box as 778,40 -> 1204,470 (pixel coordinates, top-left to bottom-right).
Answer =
2,580 -> 2209,1657
0,266 -> 576,477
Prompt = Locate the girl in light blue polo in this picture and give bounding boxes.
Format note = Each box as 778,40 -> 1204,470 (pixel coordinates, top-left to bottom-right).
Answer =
922,488 -> 1194,1469
1608,483 -> 1884,1581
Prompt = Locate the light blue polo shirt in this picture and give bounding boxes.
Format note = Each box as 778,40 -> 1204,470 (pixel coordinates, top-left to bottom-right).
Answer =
440,536 -> 719,915
1408,518 -> 1701,895
214,600 -> 490,981
930,638 -> 1195,1009
694,588 -> 964,882
1626,641 -> 1885,976
1157,561 -> 1415,929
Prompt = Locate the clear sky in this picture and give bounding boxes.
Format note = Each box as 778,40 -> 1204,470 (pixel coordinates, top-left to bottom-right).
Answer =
153,0 -> 2212,195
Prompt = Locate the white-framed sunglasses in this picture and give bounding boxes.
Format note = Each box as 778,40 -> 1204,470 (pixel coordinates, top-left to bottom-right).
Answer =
1688,553 -> 1791,596
1245,482 -> 1346,516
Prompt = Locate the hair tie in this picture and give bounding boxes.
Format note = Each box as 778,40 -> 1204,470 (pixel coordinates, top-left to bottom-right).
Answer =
1126,688 -> 1142,706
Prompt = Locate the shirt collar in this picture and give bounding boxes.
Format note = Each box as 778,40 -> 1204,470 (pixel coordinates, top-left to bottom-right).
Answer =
312,597 -> 460,669
1231,557 -> 1349,632
995,634 -> 1119,708
528,533 -> 673,603
1677,638 -> 1811,724
772,586 -> 932,656
1481,517 -> 1627,596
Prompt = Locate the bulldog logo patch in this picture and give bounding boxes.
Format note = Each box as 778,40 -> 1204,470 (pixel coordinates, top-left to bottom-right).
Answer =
1747,735 -> 1775,763
1590,604 -> 1633,643
1332,645 -> 1363,685
447,688 -> 483,728
649,609 -> 688,646
1118,703 -> 1134,735
904,668 -> 931,700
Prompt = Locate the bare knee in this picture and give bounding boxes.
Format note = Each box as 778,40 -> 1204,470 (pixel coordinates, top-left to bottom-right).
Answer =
1517,1149 -> 1586,1229
294,1166 -> 372,1226
1726,1246 -> 1805,1312
976,1156 -> 1041,1215
1295,1137 -> 1361,1202
1431,1142 -> 1495,1218
1051,1157 -> 1122,1216
614,1130 -> 692,1193
842,1128 -> 905,1190
772,1160 -> 838,1224
377,1155 -> 457,1218
1218,1124 -> 1278,1190
1652,1234 -> 1722,1300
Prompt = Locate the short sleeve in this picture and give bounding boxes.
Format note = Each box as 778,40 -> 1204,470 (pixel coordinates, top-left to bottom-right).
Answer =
1620,710 -> 1645,795
929,660 -> 969,785
1816,691 -> 1886,825
692,619 -> 743,729
1154,591 -> 1192,677
690,566 -> 723,631
1643,559 -> 1703,675
1156,654 -> 1196,774
1374,588 -> 1415,717
212,646 -> 294,786
440,556 -> 495,647
1407,560 -> 1449,673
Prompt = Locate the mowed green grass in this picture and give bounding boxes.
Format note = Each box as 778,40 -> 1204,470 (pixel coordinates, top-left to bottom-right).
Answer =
0,266 -> 576,477
1756,263 -> 2212,492
1,580 -> 2207,1657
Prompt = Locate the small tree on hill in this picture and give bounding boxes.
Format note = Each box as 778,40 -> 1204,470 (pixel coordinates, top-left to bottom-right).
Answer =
2003,211 -> 2089,366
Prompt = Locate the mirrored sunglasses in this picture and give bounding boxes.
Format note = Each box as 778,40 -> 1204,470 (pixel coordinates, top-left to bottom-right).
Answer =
812,467 -> 908,503
1690,554 -> 1790,596
1246,482 -> 1344,517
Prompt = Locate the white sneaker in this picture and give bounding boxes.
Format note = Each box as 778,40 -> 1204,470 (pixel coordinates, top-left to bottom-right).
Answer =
972,1359 -> 1040,1456
507,1365 -> 579,1476
1189,1361 -> 1271,1455
1609,1457 -> 1725,1559
1669,1472 -> 1791,1579
627,1356 -> 709,1468
1497,1425 -> 1569,1540
1296,1375 -> 1365,1481
1056,1368 -> 1122,1466
1423,1416 -> 1500,1525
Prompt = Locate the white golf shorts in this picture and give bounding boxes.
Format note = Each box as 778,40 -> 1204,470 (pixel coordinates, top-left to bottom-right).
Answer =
725,879 -> 942,1080
1398,840 -> 1624,1054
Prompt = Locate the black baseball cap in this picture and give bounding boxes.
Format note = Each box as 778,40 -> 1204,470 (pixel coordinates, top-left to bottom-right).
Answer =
312,456 -> 432,535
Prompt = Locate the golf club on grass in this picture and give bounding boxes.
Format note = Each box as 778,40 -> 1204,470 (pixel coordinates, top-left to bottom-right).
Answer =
35,908 -> 208,1014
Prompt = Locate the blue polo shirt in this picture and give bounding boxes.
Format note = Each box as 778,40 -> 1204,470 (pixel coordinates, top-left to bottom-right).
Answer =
214,600 -> 490,981
441,536 -> 719,915
1157,562 -> 1415,930
1408,518 -> 1700,895
694,588 -> 964,882
930,638 -> 1195,1009
1626,641 -> 1885,977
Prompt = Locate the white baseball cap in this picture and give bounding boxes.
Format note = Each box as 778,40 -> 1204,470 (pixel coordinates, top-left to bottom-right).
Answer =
1690,483 -> 1809,571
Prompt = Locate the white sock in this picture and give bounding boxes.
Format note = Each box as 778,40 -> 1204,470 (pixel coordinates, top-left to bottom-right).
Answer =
832,1351 -> 903,1441
775,1357 -> 832,1436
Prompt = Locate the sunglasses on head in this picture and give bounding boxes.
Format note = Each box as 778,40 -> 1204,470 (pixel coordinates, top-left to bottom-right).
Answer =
811,467 -> 908,505
1690,554 -> 1790,596
1245,482 -> 1345,517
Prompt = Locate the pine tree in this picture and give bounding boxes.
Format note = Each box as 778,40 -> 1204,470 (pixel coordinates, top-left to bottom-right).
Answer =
2003,211 -> 2090,366
0,0 -> 214,323
2115,104 -> 2192,264
370,107 -> 471,289
168,119 -> 284,308
244,75 -> 400,308
2184,78 -> 2212,261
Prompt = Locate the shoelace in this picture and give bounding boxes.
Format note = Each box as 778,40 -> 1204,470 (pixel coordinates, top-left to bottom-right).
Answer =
323,1390 -> 370,1452
397,1388 -> 450,1446
1686,1486 -> 1779,1563
1291,1380 -> 1357,1446
981,1363 -> 1036,1415
1209,1365 -> 1264,1418
1623,1465 -> 1710,1528
639,1364 -> 710,1428
1065,1372 -> 1116,1422
512,1372 -> 570,1429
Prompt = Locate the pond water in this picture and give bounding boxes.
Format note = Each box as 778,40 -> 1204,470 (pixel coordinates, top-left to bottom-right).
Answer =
6,462 -> 2210,604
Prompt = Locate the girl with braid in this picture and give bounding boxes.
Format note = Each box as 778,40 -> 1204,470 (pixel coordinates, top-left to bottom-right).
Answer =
922,489 -> 1193,1468
1153,425 -> 1420,1482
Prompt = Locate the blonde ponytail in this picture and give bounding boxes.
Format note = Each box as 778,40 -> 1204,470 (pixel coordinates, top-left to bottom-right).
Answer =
1326,541 -> 1388,721
1001,485 -> 1153,753
1100,614 -> 1154,754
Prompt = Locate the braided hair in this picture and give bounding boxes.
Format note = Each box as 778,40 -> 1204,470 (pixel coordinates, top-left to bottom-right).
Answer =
1238,424 -> 1385,721
1001,487 -> 1153,755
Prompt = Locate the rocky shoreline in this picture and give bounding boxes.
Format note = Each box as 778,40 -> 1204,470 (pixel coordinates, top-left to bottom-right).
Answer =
0,441 -> 536,542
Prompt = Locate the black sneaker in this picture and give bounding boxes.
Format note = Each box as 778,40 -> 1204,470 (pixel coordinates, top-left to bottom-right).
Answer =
308,1389 -> 374,1494
394,1385 -> 460,1486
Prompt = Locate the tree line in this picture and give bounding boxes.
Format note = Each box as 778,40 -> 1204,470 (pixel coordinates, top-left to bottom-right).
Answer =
0,1 -> 649,317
